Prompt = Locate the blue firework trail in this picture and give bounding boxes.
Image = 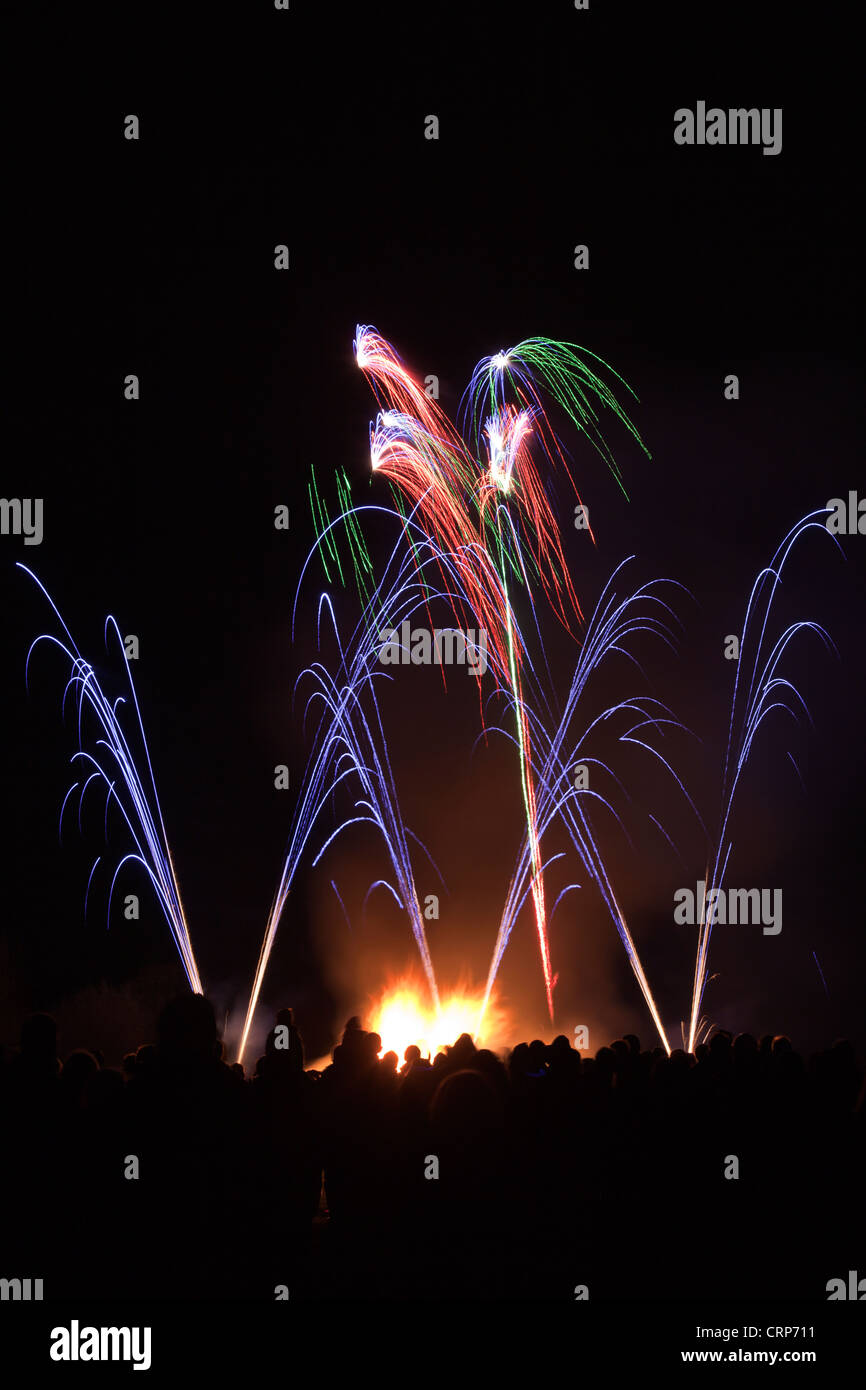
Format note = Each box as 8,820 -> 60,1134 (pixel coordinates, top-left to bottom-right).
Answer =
685,511 -> 840,1051
19,564 -> 203,994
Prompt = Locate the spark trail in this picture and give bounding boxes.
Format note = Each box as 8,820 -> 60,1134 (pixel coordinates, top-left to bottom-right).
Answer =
19,564 -> 203,993
481,560 -> 703,1054
685,511 -> 839,1052
237,509 -> 497,1063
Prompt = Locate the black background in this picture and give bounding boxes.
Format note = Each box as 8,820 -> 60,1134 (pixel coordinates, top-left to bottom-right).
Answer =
2,1 -> 863,1065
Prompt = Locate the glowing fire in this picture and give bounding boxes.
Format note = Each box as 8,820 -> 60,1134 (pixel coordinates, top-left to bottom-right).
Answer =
368,980 -> 505,1060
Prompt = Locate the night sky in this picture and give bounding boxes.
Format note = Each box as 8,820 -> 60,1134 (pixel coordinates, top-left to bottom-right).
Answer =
3,2 -> 863,1064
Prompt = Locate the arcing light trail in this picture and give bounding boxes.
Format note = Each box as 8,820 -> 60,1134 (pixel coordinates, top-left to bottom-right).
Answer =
354,326 -> 651,1018
685,512 -> 839,1052
18,564 -> 203,994
481,561 -> 703,1056
237,512 -> 515,1064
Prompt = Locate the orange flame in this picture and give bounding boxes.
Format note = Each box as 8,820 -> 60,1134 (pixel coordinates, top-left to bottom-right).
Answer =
367,979 -> 507,1061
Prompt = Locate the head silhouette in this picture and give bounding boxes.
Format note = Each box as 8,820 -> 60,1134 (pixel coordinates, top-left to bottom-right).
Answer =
157,994 -> 218,1065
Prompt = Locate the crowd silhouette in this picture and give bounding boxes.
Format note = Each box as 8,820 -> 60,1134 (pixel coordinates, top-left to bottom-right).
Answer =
2,997 -> 863,1300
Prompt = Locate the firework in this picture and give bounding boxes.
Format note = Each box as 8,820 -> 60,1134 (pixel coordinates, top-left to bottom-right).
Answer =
480,560 -> 705,1055
685,511 -> 839,1051
19,564 -> 203,993
237,511 -> 504,1063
